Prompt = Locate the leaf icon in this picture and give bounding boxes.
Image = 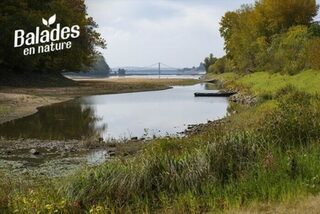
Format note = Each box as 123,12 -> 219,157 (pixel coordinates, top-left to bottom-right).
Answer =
48,14 -> 56,26
42,18 -> 48,26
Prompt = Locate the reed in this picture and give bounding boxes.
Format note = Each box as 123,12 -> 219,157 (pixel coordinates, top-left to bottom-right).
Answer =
1,80 -> 320,213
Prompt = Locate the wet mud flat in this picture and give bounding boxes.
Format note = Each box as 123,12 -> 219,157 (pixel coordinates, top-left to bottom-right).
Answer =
0,138 -> 146,178
0,117 -> 227,179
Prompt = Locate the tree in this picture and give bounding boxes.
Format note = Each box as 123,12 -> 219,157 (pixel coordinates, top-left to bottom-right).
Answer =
308,22 -> 320,37
219,11 -> 240,57
220,5 -> 259,73
219,0 -> 319,74
271,26 -> 311,74
0,0 -> 106,75
203,54 -> 217,72
255,0 -> 318,37
208,56 -> 234,74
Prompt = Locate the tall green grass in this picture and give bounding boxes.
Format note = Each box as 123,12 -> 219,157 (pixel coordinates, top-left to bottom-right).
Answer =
56,89 -> 320,213
262,87 -> 320,147
213,70 -> 320,96
1,81 -> 320,213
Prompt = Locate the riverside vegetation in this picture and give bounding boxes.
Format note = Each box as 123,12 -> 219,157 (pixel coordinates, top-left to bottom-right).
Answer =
0,70 -> 319,213
1,0 -> 320,213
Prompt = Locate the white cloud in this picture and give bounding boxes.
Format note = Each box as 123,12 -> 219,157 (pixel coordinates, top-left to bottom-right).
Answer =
84,0 -> 254,67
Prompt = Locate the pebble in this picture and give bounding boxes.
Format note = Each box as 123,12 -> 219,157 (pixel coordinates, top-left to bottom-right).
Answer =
29,149 -> 40,155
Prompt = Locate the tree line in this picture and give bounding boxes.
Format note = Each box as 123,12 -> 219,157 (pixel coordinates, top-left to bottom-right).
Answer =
205,0 -> 320,74
0,0 -> 106,75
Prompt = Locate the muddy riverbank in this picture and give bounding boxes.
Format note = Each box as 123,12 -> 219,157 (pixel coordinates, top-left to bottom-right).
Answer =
0,78 -> 200,177
0,78 -> 237,178
0,137 -> 149,178
0,78 -> 198,124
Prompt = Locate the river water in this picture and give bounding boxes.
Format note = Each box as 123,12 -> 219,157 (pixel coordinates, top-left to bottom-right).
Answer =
0,83 -> 228,140
0,83 -> 229,177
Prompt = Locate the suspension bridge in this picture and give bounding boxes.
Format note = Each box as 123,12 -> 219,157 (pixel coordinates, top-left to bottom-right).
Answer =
146,62 -> 182,76
115,62 -> 203,76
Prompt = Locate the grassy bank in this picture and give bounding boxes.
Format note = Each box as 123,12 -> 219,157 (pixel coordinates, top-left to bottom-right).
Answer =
207,69 -> 320,95
0,72 -> 320,213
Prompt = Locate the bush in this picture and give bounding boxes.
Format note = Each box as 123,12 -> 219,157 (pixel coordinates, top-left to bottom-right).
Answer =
205,132 -> 259,184
306,37 -> 320,70
261,88 -> 320,147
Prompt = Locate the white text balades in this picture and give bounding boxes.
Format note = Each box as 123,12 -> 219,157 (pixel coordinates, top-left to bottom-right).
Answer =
14,24 -> 80,48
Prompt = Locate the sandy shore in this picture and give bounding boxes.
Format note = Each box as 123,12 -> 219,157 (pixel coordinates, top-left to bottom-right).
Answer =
0,93 -> 70,124
0,78 -> 198,124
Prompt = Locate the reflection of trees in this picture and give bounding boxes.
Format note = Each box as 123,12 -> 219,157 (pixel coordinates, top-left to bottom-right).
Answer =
204,83 -> 218,90
0,101 -> 106,140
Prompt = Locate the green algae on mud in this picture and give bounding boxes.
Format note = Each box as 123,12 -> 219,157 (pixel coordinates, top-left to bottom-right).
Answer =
0,137 -> 148,179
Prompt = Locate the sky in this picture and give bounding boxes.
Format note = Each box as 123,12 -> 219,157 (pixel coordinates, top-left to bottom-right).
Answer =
86,0 -> 320,68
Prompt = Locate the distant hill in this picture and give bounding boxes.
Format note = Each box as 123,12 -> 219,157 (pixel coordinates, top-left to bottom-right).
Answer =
64,54 -> 111,78
88,54 -> 111,74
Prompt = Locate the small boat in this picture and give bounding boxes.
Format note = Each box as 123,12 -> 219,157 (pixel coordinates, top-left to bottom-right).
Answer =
194,92 -> 236,97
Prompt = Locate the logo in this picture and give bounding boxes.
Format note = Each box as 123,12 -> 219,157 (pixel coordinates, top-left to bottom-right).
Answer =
14,14 -> 81,56
42,14 -> 56,28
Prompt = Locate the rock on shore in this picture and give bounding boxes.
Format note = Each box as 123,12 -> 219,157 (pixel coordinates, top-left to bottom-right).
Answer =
229,93 -> 257,106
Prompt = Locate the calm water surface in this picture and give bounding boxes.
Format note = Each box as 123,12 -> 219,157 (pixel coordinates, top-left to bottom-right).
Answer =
109,74 -> 203,79
68,74 -> 203,80
0,84 -> 228,140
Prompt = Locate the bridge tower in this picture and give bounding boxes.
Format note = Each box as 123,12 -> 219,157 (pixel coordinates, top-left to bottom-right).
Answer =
158,62 -> 161,77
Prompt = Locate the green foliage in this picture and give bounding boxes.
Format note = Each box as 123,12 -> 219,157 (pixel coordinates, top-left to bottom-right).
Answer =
306,37 -> 320,69
261,88 -> 320,147
206,132 -> 258,184
208,56 -> 234,74
224,70 -> 320,96
57,85 -> 320,212
271,26 -> 311,74
309,22 -> 320,37
203,53 -> 217,72
220,6 -> 258,72
1,85 -> 320,212
206,71 -> 239,82
255,0 -> 318,37
219,0 -> 319,73
0,0 -> 106,74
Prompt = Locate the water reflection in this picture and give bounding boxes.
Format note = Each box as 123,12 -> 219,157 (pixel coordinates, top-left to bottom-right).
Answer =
0,102 -> 105,140
0,84 -> 228,140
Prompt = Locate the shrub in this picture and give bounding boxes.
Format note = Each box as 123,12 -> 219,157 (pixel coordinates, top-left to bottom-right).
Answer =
306,37 -> 320,70
205,132 -> 259,184
261,88 -> 320,147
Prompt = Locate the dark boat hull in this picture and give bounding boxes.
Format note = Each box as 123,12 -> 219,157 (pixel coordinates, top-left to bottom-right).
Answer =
194,92 -> 236,97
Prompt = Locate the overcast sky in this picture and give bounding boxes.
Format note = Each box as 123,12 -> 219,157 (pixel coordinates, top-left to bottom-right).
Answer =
86,0 -> 320,68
